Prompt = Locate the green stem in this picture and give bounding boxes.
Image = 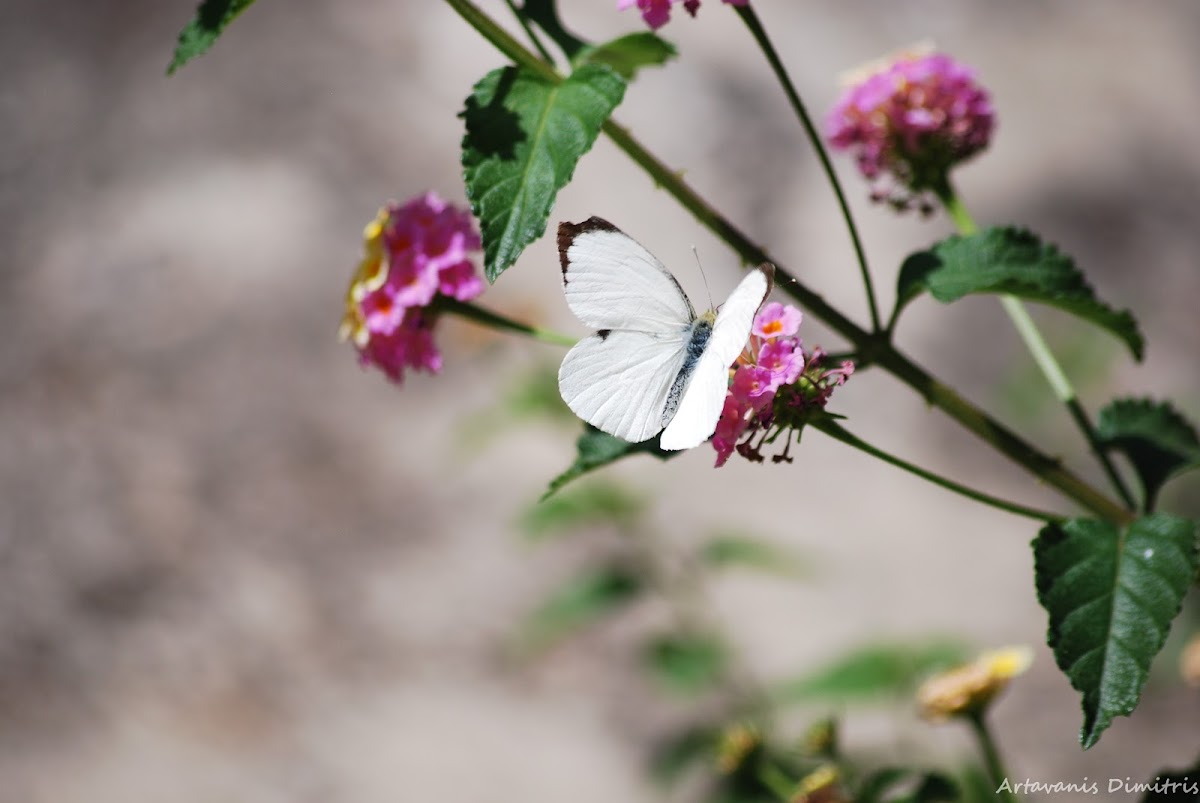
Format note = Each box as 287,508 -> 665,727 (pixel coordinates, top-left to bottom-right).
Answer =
733,5 -> 881,333
438,297 -> 575,347
503,0 -> 556,65
936,182 -> 1136,510
442,0 -> 1132,525
814,420 -> 1063,523
756,760 -> 797,802
968,712 -> 1018,803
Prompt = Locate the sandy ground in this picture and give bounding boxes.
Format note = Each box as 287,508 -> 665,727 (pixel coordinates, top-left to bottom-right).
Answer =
1,1 -> 1199,801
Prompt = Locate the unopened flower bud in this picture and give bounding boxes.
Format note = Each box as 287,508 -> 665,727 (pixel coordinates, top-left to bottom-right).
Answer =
917,646 -> 1032,721
715,722 -> 760,774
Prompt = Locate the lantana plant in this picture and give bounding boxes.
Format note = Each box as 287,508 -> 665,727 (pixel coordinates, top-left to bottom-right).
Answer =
170,1 -> 1200,800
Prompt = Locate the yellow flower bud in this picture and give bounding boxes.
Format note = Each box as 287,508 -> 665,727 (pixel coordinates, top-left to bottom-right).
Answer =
715,722 -> 760,774
792,765 -> 845,803
1180,633 -> 1200,687
917,646 -> 1033,721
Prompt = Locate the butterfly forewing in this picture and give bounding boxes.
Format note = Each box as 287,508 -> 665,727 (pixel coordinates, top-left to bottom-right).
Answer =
659,265 -> 772,450
559,217 -> 696,332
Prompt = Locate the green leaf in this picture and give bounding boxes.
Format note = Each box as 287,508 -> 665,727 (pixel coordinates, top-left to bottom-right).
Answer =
893,227 -> 1144,360
1033,514 -> 1198,749
517,564 -> 642,651
167,0 -> 257,74
860,769 -> 961,803
643,633 -> 728,694
455,364 -> 574,456
1138,754 -> 1200,801
1097,399 -> 1200,511
700,533 -> 812,578
461,64 -> 625,282
503,364 -> 575,421
770,641 -> 969,705
576,33 -> 678,80
521,480 -> 645,539
543,424 -> 679,500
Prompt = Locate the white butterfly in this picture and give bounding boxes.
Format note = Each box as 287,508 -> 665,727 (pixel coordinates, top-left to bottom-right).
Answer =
557,217 -> 773,450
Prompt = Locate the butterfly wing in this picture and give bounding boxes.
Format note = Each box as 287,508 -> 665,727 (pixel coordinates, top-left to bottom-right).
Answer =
558,217 -> 696,331
557,218 -> 697,443
558,329 -> 690,443
659,264 -> 773,451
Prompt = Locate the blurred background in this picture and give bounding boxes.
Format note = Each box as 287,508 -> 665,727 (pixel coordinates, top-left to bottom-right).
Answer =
1,1 -> 1198,800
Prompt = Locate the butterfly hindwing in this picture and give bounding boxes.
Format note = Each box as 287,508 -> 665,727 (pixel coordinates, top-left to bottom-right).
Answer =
558,328 -> 690,444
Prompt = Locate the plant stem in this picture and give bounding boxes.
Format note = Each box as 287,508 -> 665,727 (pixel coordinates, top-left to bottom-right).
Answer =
968,712 -> 1018,803
936,182 -> 1136,511
503,0 -> 556,65
733,5 -> 881,333
442,0 -> 1132,525
814,420 -> 1063,523
438,297 -> 575,347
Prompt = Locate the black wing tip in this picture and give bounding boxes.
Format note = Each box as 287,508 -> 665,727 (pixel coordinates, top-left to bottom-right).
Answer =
558,217 -> 621,281
758,262 -> 775,297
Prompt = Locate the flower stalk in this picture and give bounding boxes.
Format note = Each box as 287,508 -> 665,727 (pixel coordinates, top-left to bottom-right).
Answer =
732,4 -> 881,333
935,181 -> 1136,511
813,419 -> 1063,523
437,297 -> 576,347
968,712 -> 1018,803
443,0 -> 1131,524
503,0 -> 556,65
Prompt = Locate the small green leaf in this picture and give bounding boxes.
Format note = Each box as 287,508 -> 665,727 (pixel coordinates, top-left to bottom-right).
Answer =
649,726 -> 718,785
643,633 -> 728,694
577,32 -> 678,79
521,480 -> 645,539
518,564 -> 642,651
167,0 -> 257,74
461,64 -> 625,281
1138,754 -> 1200,801
1097,399 -> 1200,511
1034,514 -> 1198,749
860,769 -> 961,803
504,364 -> 575,421
950,765 -> 996,803
770,641 -> 969,705
543,424 -> 679,499
700,533 -> 812,578
455,364 -> 574,456
893,227 -> 1144,360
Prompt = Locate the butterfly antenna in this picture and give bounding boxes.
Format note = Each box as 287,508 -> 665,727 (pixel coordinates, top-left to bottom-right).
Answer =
691,245 -> 715,310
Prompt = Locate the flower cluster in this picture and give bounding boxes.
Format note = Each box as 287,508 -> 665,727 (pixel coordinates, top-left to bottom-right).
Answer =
617,0 -> 746,30
825,49 -> 994,210
713,302 -> 853,467
339,192 -> 483,383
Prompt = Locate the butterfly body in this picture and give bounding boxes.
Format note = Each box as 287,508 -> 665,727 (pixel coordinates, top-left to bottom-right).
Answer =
557,217 -> 772,450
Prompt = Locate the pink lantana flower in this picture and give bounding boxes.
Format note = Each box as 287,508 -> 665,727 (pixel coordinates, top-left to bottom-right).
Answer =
617,0 -> 746,30
752,301 -> 802,340
713,302 -> 853,467
825,48 -> 994,211
340,192 -> 483,384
